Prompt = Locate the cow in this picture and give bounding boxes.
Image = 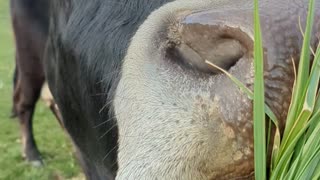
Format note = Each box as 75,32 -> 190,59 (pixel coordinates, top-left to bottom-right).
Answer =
10,0 -> 93,173
13,0 -> 320,179
10,1 -> 114,178
10,0 -> 55,167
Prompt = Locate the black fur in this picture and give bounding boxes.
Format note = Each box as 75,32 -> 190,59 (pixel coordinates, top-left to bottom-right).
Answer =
45,0 -> 173,179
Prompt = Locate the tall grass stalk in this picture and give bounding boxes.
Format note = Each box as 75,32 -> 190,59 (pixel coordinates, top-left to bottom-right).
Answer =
253,0 -> 266,179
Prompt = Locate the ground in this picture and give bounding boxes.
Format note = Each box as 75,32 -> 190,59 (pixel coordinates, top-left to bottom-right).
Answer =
0,1 -> 82,179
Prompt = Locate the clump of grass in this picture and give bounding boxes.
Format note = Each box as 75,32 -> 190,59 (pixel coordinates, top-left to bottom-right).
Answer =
269,0 -> 320,178
206,0 -> 320,179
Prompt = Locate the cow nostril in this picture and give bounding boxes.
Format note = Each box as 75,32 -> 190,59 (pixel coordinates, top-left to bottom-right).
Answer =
166,14 -> 253,74
174,38 -> 244,74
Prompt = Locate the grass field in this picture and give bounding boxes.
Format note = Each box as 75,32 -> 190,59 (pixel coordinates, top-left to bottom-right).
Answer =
0,1 -> 82,179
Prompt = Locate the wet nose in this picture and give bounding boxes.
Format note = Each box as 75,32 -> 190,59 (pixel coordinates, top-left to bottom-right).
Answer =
167,10 -> 254,74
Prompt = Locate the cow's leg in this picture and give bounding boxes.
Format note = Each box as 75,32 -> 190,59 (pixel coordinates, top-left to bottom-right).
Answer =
49,103 -> 63,127
40,83 -> 64,126
14,68 -> 44,166
11,3 -> 47,165
11,59 -> 19,118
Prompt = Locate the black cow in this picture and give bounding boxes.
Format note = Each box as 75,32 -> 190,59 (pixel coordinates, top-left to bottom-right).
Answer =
10,0 -> 97,174
10,0 -> 55,166
13,0 -> 320,179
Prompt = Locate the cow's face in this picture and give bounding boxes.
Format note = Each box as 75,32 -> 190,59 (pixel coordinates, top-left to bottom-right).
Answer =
46,0 -> 320,179
114,0 -> 318,179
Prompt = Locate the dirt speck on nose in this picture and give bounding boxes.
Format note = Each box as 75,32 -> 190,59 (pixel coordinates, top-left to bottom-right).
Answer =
233,151 -> 243,161
223,124 -> 235,139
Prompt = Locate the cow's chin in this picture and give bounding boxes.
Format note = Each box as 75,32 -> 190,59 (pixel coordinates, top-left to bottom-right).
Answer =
114,1 -> 255,179
114,0 -> 296,179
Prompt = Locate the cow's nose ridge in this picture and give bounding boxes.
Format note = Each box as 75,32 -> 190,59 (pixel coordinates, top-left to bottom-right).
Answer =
167,10 -> 254,74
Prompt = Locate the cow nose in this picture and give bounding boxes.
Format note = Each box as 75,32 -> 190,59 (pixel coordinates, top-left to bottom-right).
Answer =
167,10 -> 253,74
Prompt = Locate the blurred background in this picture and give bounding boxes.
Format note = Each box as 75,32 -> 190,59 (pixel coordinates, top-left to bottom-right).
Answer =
0,1 -> 82,179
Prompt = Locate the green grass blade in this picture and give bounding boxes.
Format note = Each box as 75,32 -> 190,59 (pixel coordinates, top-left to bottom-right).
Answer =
284,150 -> 302,179
290,43 -> 320,164
276,17 -> 319,167
281,0 -> 315,147
270,115 -> 312,179
305,46 -> 320,138
296,145 -> 320,180
205,61 -> 253,97
271,127 -> 281,170
279,156 -> 293,180
295,121 -> 320,179
271,110 -> 320,179
311,163 -> 320,180
267,119 -> 272,158
306,94 -> 320,138
253,0 -> 266,178
290,133 -> 306,171
205,60 -> 280,128
307,108 -> 320,134
270,151 -> 294,179
276,109 -> 312,162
